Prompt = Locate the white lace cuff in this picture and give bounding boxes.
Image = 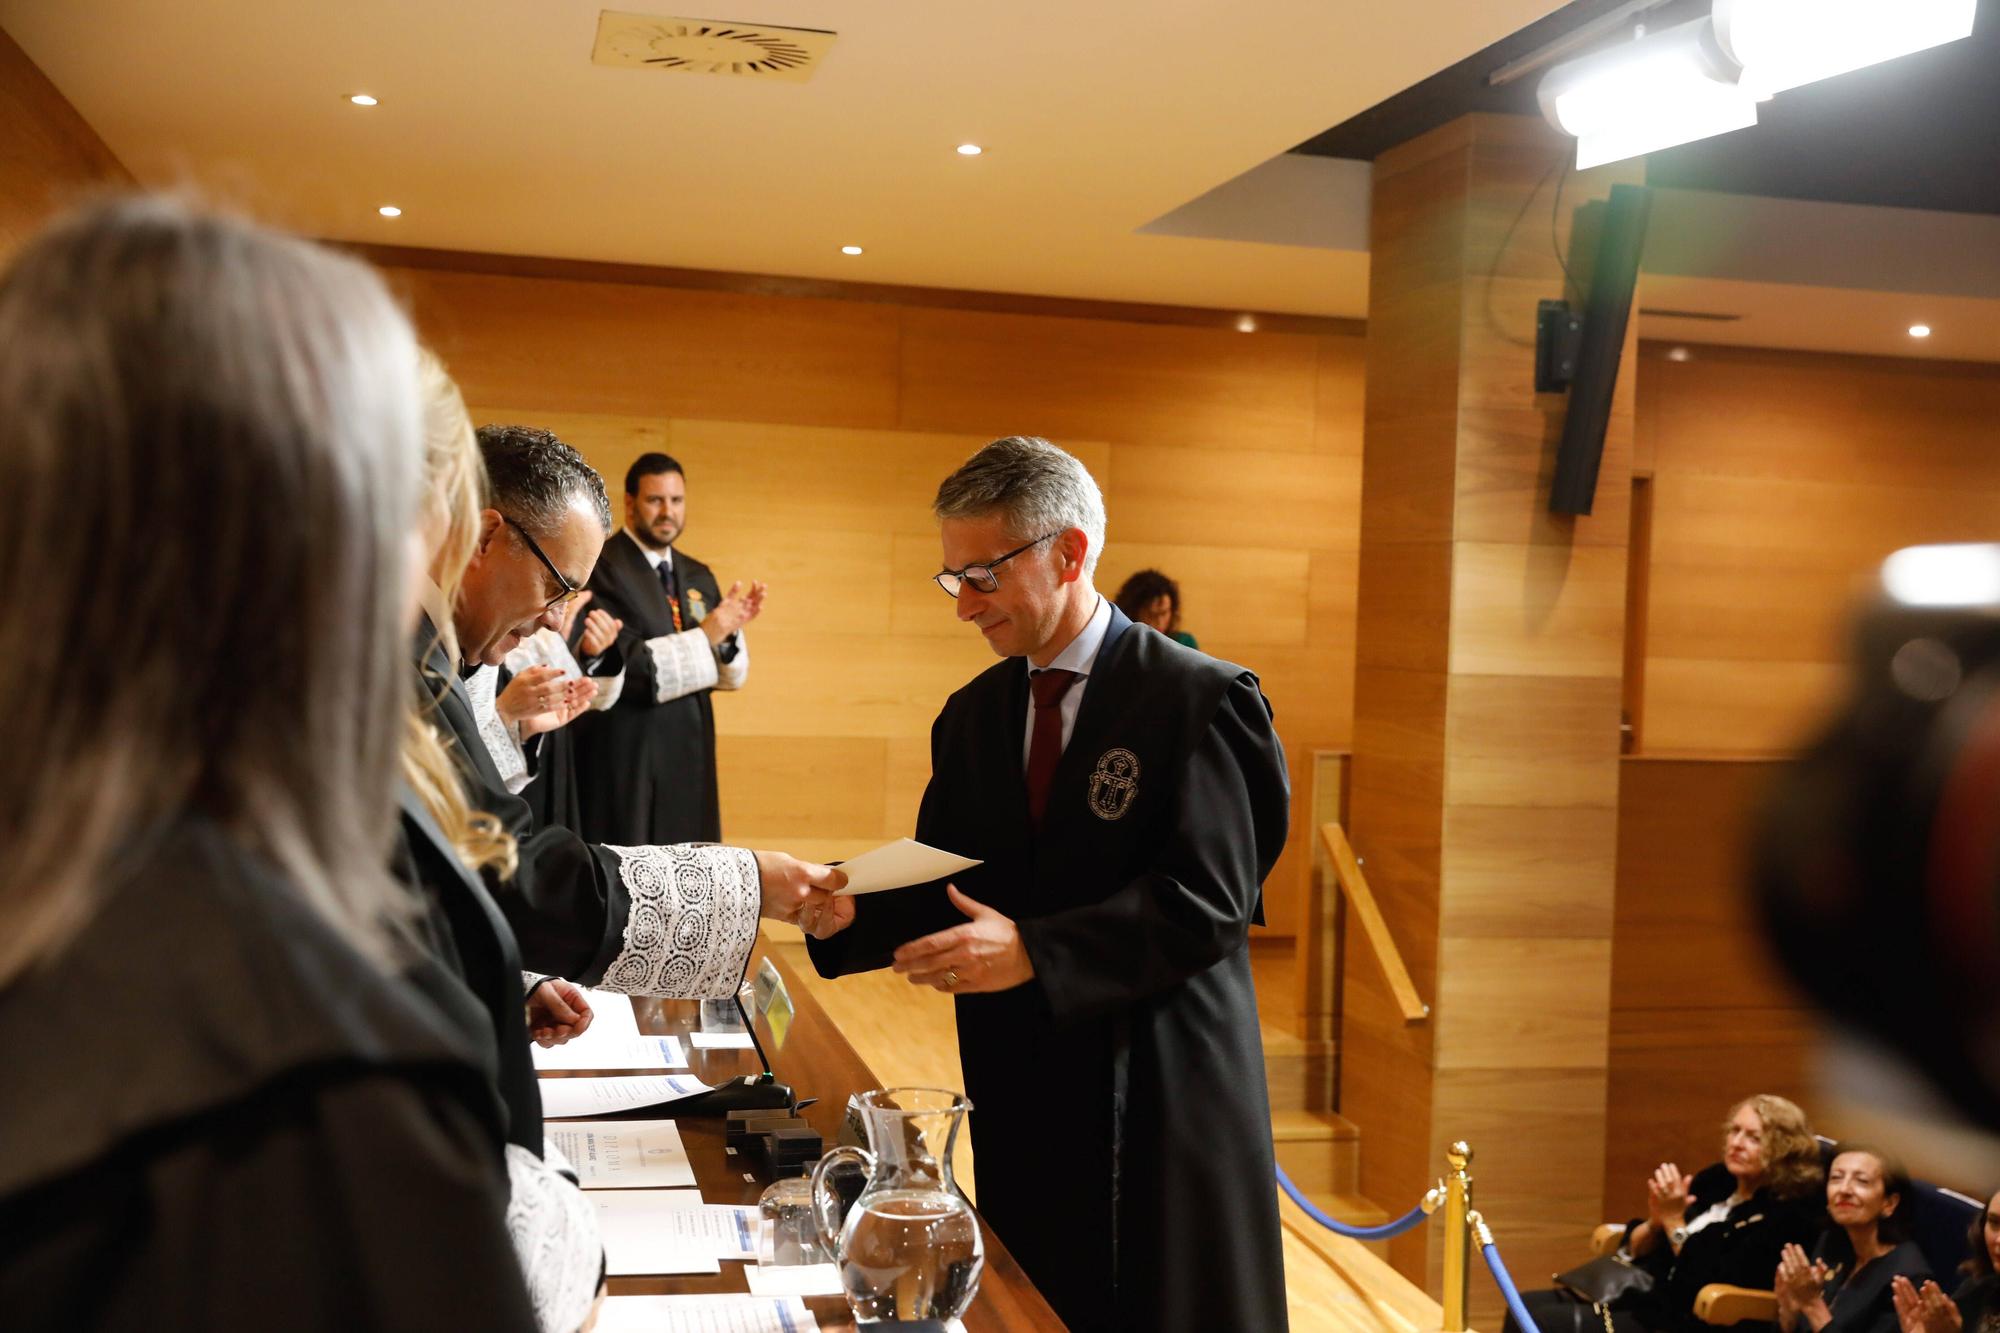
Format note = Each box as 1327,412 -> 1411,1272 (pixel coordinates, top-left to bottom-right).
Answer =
645,628 -> 719,704
588,667 -> 625,711
716,633 -> 749,692
595,844 -> 759,997
467,664 -> 530,794
504,1143 -> 602,1333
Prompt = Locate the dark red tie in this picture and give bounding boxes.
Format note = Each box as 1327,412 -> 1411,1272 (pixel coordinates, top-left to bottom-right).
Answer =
1026,668 -> 1080,827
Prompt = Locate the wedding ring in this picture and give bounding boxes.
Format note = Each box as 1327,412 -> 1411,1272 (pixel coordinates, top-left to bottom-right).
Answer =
944,970 -> 960,989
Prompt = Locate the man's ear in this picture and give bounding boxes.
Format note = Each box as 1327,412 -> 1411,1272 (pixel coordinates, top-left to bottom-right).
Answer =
1057,528 -> 1089,584
474,508 -> 504,555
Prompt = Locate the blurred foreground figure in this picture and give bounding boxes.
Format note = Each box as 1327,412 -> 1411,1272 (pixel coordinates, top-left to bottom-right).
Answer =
0,198 -> 537,1329
1757,544 -> 2000,1132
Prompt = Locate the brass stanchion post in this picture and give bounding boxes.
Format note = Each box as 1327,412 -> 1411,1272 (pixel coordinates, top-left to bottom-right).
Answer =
1442,1140 -> 1474,1333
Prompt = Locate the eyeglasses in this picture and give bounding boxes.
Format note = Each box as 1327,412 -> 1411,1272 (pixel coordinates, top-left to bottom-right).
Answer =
933,532 -> 1058,599
502,514 -> 584,610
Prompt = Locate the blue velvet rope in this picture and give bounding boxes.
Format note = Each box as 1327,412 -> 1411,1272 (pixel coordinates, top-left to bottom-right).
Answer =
1275,1164 -> 1432,1240
1482,1239 -> 1544,1333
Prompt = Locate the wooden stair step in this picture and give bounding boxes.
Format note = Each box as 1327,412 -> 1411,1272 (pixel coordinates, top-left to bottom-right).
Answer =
1271,1109 -> 1361,1196
1261,1024 -> 1336,1113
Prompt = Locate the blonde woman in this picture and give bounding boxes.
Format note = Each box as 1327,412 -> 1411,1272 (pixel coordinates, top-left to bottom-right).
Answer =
0,198 -> 536,1328
399,351 -> 602,1333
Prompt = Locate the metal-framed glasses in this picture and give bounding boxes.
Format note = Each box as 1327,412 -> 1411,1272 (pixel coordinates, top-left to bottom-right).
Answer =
502,514 -> 585,610
932,532 -> 1058,598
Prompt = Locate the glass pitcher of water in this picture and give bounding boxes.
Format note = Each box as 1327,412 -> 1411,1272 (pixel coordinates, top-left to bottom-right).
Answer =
810,1087 -> 984,1321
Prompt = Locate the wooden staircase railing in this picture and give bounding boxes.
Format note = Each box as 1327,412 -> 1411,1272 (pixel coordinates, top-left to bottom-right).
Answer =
1319,823 -> 1428,1026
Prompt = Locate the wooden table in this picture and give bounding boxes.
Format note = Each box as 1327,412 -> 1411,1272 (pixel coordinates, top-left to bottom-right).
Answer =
543,946 -> 1067,1331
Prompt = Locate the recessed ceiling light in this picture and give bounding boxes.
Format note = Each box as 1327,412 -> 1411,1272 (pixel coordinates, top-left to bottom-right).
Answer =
1235,314 -> 1257,334
378,205 -> 402,218
1666,346 -> 1692,362
1910,324 -> 1933,338
840,245 -> 863,256
956,143 -> 983,156
348,93 -> 379,107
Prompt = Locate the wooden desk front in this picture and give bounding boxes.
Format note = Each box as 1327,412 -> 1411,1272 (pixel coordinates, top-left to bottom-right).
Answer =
541,946 -> 1067,1331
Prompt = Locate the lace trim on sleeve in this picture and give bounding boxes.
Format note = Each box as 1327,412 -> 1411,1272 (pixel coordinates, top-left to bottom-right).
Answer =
504,1143 -> 602,1333
466,664 -> 530,795
715,632 -> 749,692
595,844 -> 759,998
644,627 -> 719,704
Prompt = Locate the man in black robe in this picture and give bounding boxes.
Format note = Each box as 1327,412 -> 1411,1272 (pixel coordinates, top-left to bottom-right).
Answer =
571,452 -> 763,845
423,425 -> 844,995
807,435 -> 1291,1333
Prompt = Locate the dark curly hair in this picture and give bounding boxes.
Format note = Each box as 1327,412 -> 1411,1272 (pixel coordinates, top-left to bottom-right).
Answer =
1115,568 -> 1180,626
475,424 -> 610,539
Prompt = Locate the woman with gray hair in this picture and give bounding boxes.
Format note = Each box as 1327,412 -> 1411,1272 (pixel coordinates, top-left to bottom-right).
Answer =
0,198 -> 537,1330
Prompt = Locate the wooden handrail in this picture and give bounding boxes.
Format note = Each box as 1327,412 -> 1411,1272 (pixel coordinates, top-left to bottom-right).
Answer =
1319,823 -> 1429,1025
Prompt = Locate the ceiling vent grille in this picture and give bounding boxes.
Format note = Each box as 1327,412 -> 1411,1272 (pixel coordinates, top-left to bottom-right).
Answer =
593,11 -> 836,82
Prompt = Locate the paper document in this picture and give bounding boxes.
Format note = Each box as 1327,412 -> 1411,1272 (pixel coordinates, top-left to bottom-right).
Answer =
595,1295 -> 817,1333
532,1033 -> 686,1071
538,1074 -> 712,1119
591,1192 -> 761,1273
547,1119 -> 696,1189
575,988 -> 642,1038
689,1031 -> 755,1050
832,837 -> 982,896
744,1263 -> 843,1297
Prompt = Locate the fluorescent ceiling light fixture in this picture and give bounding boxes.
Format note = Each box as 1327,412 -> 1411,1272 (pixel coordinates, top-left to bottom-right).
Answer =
348,93 -> 379,106
956,143 -> 983,156
839,244 -> 863,255
1538,17 -> 1757,169
1909,323 -> 1933,338
1883,545 -> 2000,609
377,205 -> 402,217
1714,0 -> 1978,97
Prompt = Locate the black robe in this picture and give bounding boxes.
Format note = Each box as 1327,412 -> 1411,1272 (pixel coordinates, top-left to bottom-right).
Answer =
506,632 -> 626,835
416,613 -> 637,982
808,605 -> 1291,1333
571,531 -> 733,845
394,788 -> 545,1154
0,817 -> 537,1331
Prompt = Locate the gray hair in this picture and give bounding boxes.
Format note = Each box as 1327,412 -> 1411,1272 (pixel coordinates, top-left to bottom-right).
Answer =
0,195 -> 425,983
933,435 -> 1107,576
475,424 -> 611,538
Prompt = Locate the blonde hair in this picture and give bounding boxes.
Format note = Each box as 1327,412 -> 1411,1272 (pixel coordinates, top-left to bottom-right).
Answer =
401,347 -> 517,879
0,196 -> 422,983
1731,1094 -> 1824,1201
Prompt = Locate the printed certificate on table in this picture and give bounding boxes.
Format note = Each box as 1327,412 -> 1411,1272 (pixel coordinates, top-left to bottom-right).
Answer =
546,1119 -> 696,1189
532,1032 -> 687,1071
594,1294 -> 817,1333
538,1074 -> 712,1119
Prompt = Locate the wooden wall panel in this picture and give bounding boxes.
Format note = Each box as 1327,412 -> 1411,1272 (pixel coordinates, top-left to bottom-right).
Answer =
898,306 -> 1327,453
1604,758 -> 1820,1212
1637,344 -> 2000,755
0,28 -> 131,259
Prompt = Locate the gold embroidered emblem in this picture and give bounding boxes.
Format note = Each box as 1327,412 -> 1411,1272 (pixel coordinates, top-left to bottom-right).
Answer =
1088,748 -> 1141,821
686,587 -> 707,623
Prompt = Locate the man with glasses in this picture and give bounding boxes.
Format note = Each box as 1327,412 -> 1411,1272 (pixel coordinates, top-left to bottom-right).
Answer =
805,435 -> 1293,1333
415,424 -> 848,1016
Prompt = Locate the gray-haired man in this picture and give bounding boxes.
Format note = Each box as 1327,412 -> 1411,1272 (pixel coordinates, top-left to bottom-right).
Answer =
807,435 -> 1291,1332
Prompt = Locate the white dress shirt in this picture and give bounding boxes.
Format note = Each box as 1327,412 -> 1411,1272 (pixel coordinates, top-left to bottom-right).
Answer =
1021,594 -> 1113,771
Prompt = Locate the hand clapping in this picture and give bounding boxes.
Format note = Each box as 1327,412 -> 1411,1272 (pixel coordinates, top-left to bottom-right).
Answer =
1893,1277 -> 1962,1333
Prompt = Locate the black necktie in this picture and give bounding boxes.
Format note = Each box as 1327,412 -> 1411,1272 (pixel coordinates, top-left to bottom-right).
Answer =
657,559 -> 683,632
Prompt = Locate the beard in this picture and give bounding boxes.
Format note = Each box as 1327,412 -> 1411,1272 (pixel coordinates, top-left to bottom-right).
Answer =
636,516 -> 680,549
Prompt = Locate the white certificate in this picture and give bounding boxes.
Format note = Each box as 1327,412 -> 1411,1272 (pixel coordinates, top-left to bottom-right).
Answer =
590,1192 -> 762,1273
532,1033 -> 687,1071
575,988 -> 642,1039
546,1119 -> 696,1189
594,1295 -> 817,1333
744,1263 -> 844,1297
538,1074 -> 712,1119
831,837 -> 982,896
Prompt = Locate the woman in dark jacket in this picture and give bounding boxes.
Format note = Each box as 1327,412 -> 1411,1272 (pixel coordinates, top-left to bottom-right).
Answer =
1509,1095 -> 1826,1333
1779,1145 -> 1931,1333
1892,1188 -> 2000,1333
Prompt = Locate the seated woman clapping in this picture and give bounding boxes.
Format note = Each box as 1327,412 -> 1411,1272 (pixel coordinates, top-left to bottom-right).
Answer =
1892,1187 -> 2000,1333
1778,1145 -> 1930,1333
1507,1095 -> 1824,1333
